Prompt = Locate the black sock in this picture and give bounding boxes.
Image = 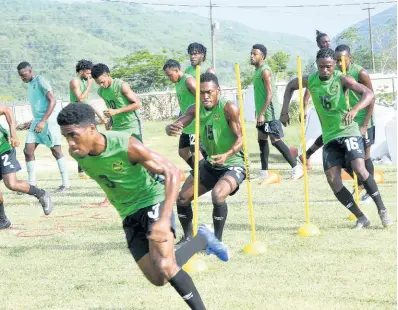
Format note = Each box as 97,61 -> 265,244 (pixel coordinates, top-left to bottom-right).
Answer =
78,164 -> 83,173
0,202 -> 5,219
258,139 -> 269,170
362,175 -> 386,211
169,269 -> 206,310
175,235 -> 207,267
306,135 -> 323,159
335,187 -> 364,218
272,140 -> 297,168
185,156 -> 194,169
28,185 -> 45,199
213,201 -> 228,241
365,158 -> 374,178
177,204 -> 193,238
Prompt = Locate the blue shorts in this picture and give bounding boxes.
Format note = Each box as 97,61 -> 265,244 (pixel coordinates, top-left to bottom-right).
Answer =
26,120 -> 62,148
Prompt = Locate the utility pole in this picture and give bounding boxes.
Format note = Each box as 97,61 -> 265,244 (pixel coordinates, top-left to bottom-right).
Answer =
210,0 -> 216,71
362,6 -> 376,73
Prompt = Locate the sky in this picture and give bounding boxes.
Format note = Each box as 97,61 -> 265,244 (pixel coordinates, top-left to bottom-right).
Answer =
66,0 -> 397,40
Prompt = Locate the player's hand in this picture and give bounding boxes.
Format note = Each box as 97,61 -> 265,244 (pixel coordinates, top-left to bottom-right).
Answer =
280,113 -> 290,127
210,153 -> 228,166
87,77 -> 94,86
256,114 -> 265,127
104,109 -> 117,117
343,110 -> 357,126
9,137 -> 20,148
148,218 -> 170,243
359,125 -> 367,137
166,122 -> 183,136
34,120 -> 46,133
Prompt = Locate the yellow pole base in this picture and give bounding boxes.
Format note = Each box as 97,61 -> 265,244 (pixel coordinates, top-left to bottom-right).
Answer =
182,254 -> 208,273
243,241 -> 267,255
297,223 -> 320,237
347,214 -> 357,221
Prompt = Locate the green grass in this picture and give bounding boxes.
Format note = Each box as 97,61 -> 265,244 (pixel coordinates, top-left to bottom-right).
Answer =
1,122 -> 396,310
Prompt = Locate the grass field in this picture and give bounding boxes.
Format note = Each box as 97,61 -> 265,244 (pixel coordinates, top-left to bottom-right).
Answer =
1,122 -> 396,310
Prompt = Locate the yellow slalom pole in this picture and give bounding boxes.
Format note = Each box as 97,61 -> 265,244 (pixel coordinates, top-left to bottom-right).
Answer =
235,64 -> 266,255
193,65 -> 201,235
341,56 -> 360,220
296,56 -> 320,237
183,65 -> 207,273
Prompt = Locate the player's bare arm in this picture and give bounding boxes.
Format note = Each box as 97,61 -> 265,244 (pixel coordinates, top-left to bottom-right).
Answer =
185,76 -> 196,96
69,78 -> 92,103
206,67 -> 216,75
127,138 -> 180,242
104,82 -> 141,117
210,102 -> 243,166
341,75 -> 374,126
0,106 -> 19,147
281,76 -> 309,126
165,104 -> 196,136
358,69 -> 375,131
257,69 -> 273,126
35,90 -> 56,133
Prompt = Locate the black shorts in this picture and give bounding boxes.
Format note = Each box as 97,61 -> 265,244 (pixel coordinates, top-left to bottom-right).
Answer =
0,148 -> 21,180
122,201 -> 177,262
178,133 -> 195,149
256,120 -> 284,139
323,136 -> 365,171
191,159 -> 246,195
364,126 -> 375,149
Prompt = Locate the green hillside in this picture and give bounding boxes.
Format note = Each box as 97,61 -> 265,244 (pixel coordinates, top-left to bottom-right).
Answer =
0,0 -> 315,100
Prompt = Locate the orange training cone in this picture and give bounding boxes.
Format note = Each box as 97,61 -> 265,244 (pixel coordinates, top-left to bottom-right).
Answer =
290,146 -> 298,158
180,169 -> 186,181
259,170 -> 281,185
341,170 -> 353,181
374,170 -> 384,184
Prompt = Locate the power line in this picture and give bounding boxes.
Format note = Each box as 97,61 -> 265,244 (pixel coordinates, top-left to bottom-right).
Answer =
102,0 -> 397,8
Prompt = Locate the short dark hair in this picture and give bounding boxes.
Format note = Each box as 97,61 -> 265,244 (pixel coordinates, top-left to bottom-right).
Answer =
187,42 -> 207,61
57,103 -> 96,127
316,48 -> 336,60
76,59 -> 93,73
252,44 -> 267,59
316,30 -> 329,44
335,44 -> 351,54
163,59 -> 181,71
200,72 -> 219,87
91,63 -> 110,79
17,61 -> 31,71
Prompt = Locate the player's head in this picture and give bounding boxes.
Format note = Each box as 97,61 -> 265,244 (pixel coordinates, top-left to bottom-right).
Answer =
316,30 -> 331,49
163,59 -> 181,83
57,103 -> 97,157
200,72 -> 220,110
335,44 -> 351,71
316,48 -> 336,80
76,59 -> 93,80
250,44 -> 267,66
17,61 -> 33,83
91,63 -> 111,88
187,42 -> 207,66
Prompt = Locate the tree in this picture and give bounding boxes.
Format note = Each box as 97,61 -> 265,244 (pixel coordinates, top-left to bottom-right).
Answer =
267,51 -> 290,74
111,49 -> 185,93
373,18 -> 397,73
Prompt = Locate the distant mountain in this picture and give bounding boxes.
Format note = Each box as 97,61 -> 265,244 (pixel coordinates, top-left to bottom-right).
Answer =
0,0 -> 315,100
334,5 -> 397,53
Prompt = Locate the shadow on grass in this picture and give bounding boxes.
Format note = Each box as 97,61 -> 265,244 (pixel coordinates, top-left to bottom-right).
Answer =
2,241 -> 127,256
227,222 -> 297,233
